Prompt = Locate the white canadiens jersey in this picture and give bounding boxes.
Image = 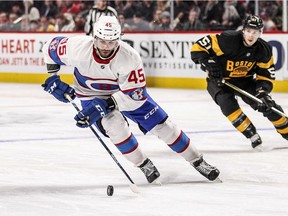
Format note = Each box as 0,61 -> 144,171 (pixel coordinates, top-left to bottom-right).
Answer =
43,36 -> 147,111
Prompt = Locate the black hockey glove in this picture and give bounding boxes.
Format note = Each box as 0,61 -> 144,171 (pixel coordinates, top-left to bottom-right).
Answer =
255,89 -> 275,113
200,58 -> 223,87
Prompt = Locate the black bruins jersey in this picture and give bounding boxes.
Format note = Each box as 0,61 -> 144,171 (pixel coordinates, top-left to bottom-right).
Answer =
191,30 -> 275,92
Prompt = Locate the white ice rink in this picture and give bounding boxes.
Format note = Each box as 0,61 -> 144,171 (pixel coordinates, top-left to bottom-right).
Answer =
1,83 -> 288,216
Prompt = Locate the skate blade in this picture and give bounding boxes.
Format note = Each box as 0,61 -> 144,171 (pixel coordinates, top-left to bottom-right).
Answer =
253,144 -> 264,152
215,177 -> 223,183
154,180 -> 162,186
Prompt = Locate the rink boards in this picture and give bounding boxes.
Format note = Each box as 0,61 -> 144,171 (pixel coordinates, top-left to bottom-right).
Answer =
1,32 -> 288,92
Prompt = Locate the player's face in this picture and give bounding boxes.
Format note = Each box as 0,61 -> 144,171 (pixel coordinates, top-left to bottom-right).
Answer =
94,37 -> 118,58
243,28 -> 261,47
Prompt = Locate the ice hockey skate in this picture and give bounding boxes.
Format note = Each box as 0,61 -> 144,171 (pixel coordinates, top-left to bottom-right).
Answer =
139,158 -> 160,183
250,133 -> 263,151
191,156 -> 220,181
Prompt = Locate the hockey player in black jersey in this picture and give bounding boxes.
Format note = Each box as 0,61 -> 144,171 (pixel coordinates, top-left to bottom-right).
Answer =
191,15 -> 288,149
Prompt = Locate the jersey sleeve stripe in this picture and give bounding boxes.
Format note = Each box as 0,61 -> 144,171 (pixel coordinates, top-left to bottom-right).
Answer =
210,34 -> 224,56
256,75 -> 274,82
256,57 -> 274,69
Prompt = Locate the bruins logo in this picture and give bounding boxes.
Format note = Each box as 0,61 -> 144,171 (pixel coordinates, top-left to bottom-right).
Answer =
230,66 -> 248,77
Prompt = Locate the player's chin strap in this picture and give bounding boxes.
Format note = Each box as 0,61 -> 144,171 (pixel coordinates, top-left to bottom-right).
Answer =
64,94 -> 140,194
222,80 -> 288,118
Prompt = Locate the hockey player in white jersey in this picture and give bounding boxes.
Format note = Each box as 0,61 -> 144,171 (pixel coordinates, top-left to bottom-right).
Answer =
42,15 -> 220,183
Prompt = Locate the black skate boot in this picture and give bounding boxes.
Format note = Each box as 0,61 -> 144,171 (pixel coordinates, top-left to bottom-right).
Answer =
191,156 -> 220,181
138,158 -> 160,183
250,133 -> 263,149
243,124 -> 263,150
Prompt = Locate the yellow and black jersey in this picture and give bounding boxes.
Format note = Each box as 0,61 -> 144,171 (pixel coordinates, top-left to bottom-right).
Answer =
191,30 -> 275,91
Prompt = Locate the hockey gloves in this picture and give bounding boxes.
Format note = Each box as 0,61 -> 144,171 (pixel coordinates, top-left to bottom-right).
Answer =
200,58 -> 223,87
42,75 -> 76,103
256,89 -> 275,113
74,98 -> 113,128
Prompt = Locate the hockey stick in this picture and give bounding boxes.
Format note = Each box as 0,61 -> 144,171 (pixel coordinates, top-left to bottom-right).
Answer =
64,94 -> 140,194
223,81 -> 288,118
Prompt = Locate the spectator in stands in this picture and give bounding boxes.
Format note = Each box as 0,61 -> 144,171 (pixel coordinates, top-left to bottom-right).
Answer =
0,2 -> 10,13
75,1 -> 91,30
0,12 -> 8,30
23,0 -> 40,23
235,0 -> 246,20
222,0 -> 241,30
123,0 -> 141,20
172,0 -> 190,29
155,11 -> 172,31
156,0 -> 170,12
182,9 -> 205,31
114,0 -> 125,14
55,0 -> 66,14
37,16 -> 55,32
130,11 -> 151,31
149,9 -> 162,30
246,1 -> 255,15
54,13 -> 75,32
0,0 -> 284,33
172,11 -> 185,30
84,0 -> 117,35
62,0 -> 80,15
118,13 -> 132,32
139,0 -> 156,22
6,12 -> 21,31
268,0 -> 282,30
11,2 -> 23,17
40,0 -> 59,19
264,18 -> 277,31
29,20 -> 39,31
202,0 -> 224,30
74,13 -> 86,31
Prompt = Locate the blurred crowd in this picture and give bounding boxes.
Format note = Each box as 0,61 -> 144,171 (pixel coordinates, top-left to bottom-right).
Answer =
0,0 -> 284,33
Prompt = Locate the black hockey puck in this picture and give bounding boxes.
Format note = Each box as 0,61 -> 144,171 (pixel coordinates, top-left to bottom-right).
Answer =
107,185 -> 114,196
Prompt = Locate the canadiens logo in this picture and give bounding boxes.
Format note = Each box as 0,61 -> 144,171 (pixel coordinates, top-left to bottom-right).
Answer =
131,88 -> 144,100
50,39 -> 59,50
60,38 -> 68,44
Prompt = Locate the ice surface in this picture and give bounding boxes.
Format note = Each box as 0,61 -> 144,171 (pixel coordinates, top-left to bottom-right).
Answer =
1,83 -> 288,216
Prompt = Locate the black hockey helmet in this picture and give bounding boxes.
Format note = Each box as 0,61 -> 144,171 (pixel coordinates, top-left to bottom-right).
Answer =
243,15 -> 264,30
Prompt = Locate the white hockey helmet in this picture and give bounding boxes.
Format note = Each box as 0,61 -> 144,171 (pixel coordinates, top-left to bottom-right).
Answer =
93,15 -> 121,41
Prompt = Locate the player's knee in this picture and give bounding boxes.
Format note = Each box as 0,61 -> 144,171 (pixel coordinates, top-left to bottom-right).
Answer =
102,110 -> 130,142
150,118 -> 181,143
216,93 -> 240,116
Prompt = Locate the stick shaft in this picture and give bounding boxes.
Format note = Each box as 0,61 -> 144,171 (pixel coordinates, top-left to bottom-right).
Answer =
64,94 -> 137,187
224,81 -> 288,118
